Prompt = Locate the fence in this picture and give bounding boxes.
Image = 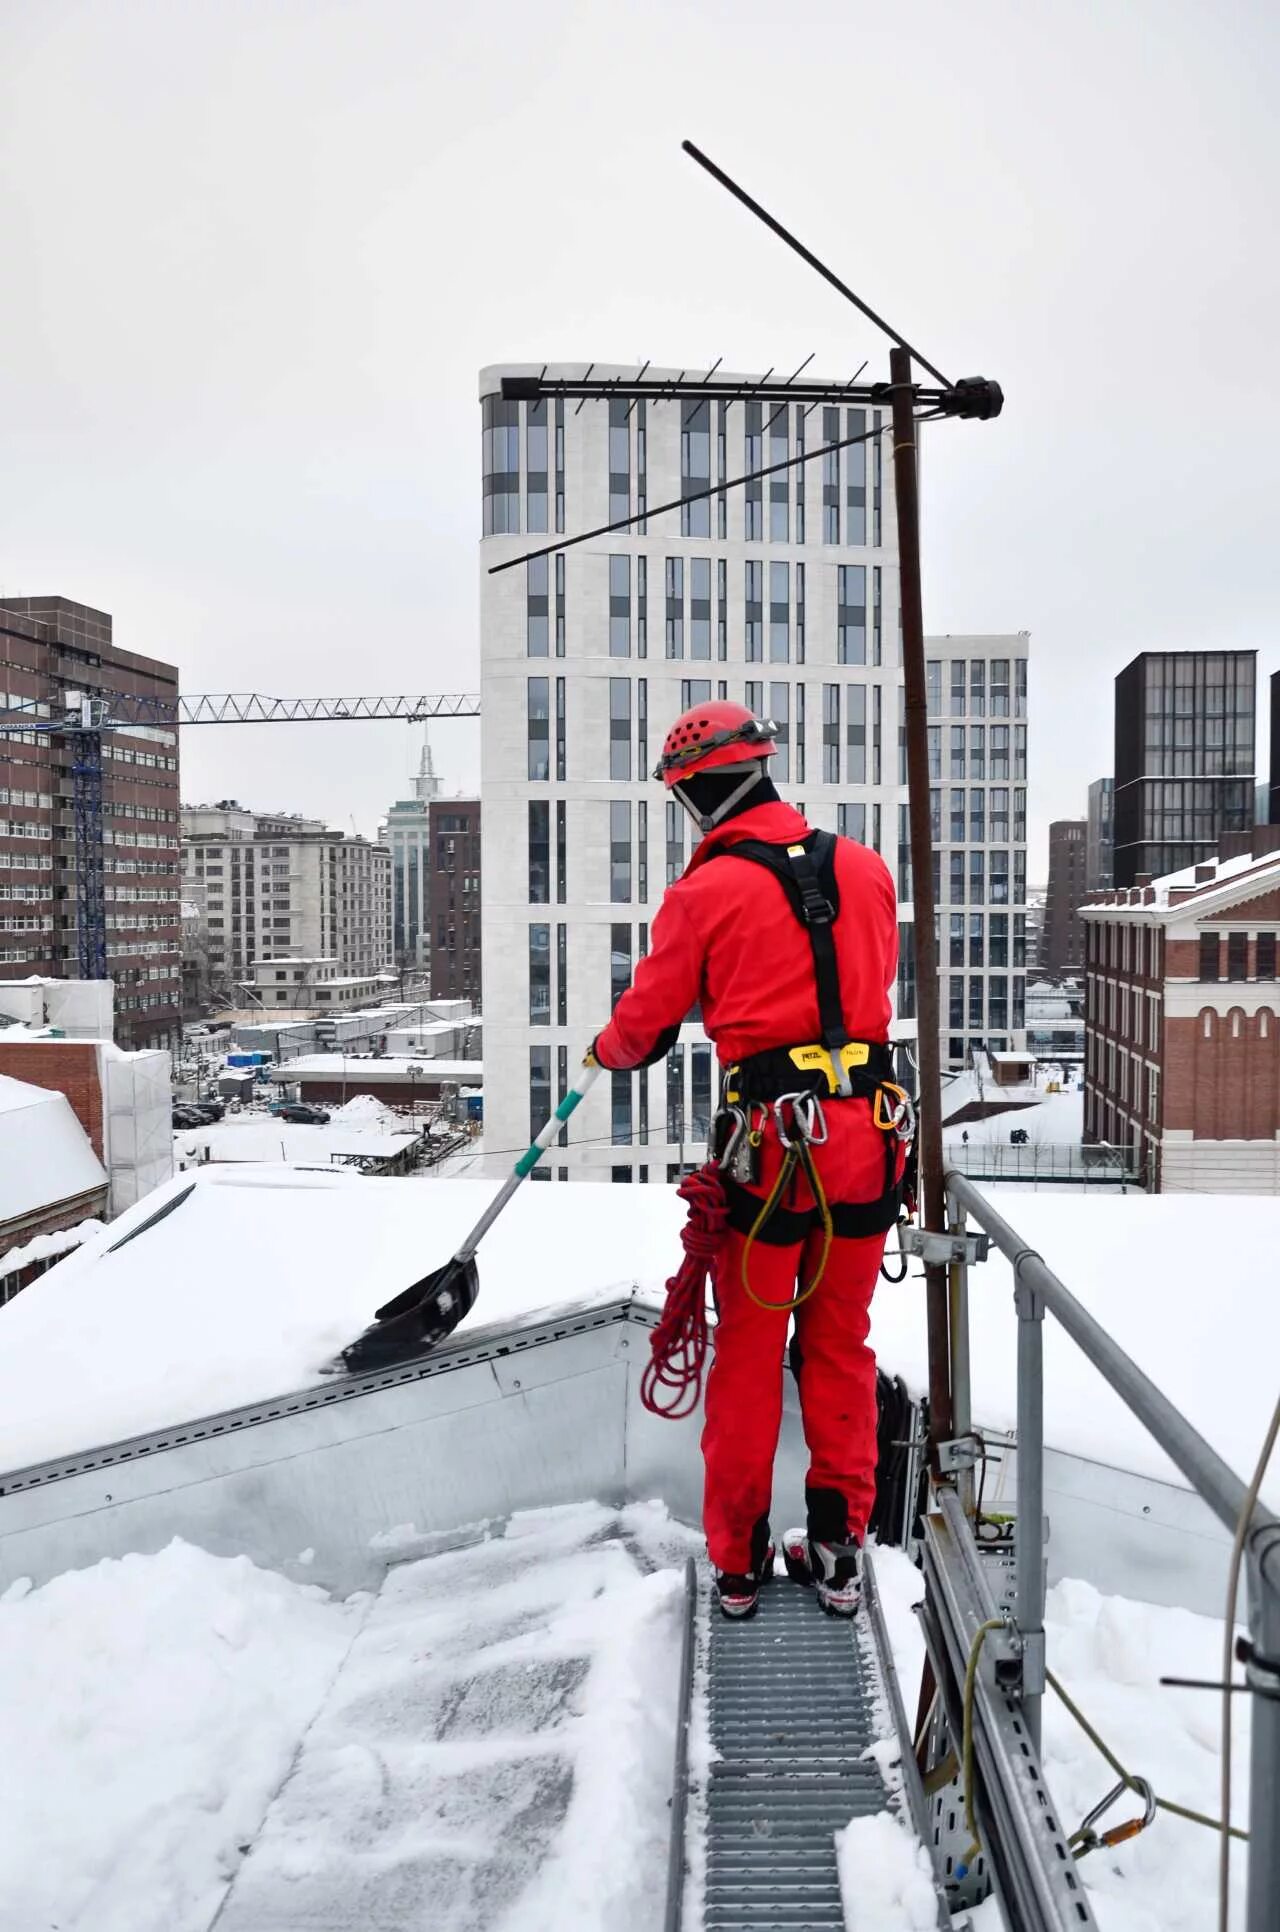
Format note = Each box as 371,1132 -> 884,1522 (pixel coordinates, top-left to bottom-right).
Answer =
945,1141 -> 1147,1189
943,1168 -> 1279,1928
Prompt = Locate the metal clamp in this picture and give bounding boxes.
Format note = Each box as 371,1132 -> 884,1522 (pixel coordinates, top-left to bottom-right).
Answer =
900,1226 -> 990,1268
937,1434 -> 981,1474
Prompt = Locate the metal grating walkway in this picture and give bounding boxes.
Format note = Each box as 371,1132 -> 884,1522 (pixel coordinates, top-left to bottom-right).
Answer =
704,1577 -> 892,1930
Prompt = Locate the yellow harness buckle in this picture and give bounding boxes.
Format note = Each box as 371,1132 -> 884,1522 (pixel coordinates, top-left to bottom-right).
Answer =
787,1039 -> 871,1094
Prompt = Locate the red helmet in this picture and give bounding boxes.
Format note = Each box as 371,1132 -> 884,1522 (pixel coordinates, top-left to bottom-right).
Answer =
653,700 -> 777,788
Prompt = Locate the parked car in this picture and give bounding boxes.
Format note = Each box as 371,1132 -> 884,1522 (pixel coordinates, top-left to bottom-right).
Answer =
172,1105 -> 207,1130
192,1097 -> 226,1121
275,1103 -> 331,1125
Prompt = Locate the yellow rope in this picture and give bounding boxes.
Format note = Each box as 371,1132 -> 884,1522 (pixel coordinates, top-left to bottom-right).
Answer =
739,1139 -> 834,1313
958,1618 -> 1005,1872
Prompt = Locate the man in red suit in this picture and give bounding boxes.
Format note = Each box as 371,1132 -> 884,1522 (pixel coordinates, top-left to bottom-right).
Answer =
592,700 -> 909,1618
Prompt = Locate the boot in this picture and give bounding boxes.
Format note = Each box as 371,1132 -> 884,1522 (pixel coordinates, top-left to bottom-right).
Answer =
781,1529 -> 862,1617
715,1516 -> 775,1620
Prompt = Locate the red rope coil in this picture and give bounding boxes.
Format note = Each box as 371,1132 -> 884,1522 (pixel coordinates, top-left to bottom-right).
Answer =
640,1162 -> 729,1419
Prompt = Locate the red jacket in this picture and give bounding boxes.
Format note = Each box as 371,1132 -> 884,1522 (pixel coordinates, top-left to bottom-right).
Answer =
594,800 -> 898,1071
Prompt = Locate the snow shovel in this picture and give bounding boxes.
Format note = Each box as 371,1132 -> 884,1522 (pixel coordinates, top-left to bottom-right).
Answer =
339,1060 -> 603,1373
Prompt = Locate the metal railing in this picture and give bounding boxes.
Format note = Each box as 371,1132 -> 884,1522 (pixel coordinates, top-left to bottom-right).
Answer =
944,1141 -> 1147,1188
944,1168 -> 1279,1930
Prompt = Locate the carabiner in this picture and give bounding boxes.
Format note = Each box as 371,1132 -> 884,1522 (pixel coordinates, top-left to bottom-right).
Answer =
715,1105 -> 748,1172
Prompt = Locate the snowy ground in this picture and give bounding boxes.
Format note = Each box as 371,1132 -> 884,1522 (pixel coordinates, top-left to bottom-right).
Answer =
942,1083 -> 1084,1150
0,1510 -> 1249,1932
0,1502 -> 695,1932
173,1093 -> 423,1169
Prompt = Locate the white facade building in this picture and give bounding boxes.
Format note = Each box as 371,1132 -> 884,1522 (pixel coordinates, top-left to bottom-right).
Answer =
182,804 -> 391,989
925,635 -> 1031,1068
480,364 -> 1026,1181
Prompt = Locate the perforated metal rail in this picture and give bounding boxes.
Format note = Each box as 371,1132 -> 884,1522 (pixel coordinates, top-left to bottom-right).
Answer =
684,1560 -> 948,1931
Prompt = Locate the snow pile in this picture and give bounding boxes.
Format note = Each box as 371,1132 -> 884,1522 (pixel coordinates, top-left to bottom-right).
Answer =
0,1216 -> 103,1282
835,1808 -> 938,1930
868,1548 -> 1250,1932
330,1092 -> 403,1132
0,1540 -> 363,1932
217,1500 -> 693,1932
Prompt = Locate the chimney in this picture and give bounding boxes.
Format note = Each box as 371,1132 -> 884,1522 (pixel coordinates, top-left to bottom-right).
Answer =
1168,887 -> 1194,905
1250,824 -> 1280,858
1135,873 -> 1152,888
1194,863 -> 1216,883
1143,886 -> 1156,904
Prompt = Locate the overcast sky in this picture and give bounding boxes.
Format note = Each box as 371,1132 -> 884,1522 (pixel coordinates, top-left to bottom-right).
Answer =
3,0 -> 1278,874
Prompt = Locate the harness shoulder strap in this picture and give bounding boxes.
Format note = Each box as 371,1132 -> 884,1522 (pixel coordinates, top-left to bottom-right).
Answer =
714,833 -> 851,1068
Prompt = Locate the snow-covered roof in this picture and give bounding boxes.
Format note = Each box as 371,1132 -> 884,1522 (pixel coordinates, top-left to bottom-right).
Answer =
272,1055 -> 483,1083
1,1168 -> 1277,1514
1082,846 -> 1280,920
0,1075 -> 108,1223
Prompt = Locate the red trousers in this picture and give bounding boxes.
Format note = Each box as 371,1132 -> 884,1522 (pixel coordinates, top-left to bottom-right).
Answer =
701,1103 -> 894,1575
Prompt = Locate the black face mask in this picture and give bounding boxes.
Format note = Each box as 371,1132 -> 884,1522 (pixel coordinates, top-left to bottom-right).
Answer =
674,768 -> 780,834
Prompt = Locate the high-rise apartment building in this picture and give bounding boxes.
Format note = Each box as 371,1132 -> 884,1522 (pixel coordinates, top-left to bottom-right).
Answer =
479,362 -> 1029,1180
386,731 -> 440,973
0,596 -> 181,1049
1113,651 -> 1255,888
926,635 -> 1031,1068
181,803 -> 390,993
1042,821 -> 1088,978
1268,672 -> 1280,828
428,797 -> 481,1003
1086,777 -> 1114,891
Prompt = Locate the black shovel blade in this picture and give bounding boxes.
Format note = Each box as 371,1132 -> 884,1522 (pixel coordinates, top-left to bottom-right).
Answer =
340,1255 -> 480,1374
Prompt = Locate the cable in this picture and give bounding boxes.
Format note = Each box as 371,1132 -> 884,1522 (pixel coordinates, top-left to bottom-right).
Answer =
955,1618 -> 1006,1876
1217,1387 -> 1280,1932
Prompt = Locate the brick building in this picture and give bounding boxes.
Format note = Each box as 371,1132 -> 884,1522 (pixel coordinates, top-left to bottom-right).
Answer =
1041,820 -> 1087,978
0,597 -> 181,1048
1082,825 -> 1280,1191
429,798 -> 481,1003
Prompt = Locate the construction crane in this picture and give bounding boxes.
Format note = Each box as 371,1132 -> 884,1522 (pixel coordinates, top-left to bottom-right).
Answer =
0,690 -> 480,980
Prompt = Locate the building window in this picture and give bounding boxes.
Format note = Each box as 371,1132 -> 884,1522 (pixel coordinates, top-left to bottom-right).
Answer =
611,1072 -> 633,1145
1228,931 -> 1248,981
691,1043 -> 713,1142
691,558 -> 712,659
969,913 -> 984,967
822,407 -> 839,543
744,402 -> 763,540
557,923 -> 567,1025
527,557 -> 549,655
609,556 -> 631,656
681,679 -> 712,711
970,659 -> 986,717
717,400 -> 727,539
823,685 -> 840,783
1258,932 -> 1277,980
991,787 -> 1010,842
528,801 -> 550,903
482,394 -> 519,535
530,1046 -> 551,1145
769,562 -> 789,662
610,800 -> 631,902
794,403 -> 806,544
969,850 -> 985,903
665,558 -> 684,658
897,803 -> 911,901
636,398 -> 647,532
609,678 -> 632,780
795,682 -> 806,784
1199,931 -> 1220,982
638,798 -> 648,900
666,799 -> 685,884
681,398 -> 711,537
666,1043 -> 685,1144
555,676 -> 566,780
989,912 -> 1008,967
837,565 -> 866,664
609,396 -> 630,524
554,397 -> 565,532
554,553 -> 566,655
897,923 -> 916,1019
990,849 -> 1009,905
529,924 -> 551,1024
950,850 -> 966,905
845,408 -> 867,543
991,658 -> 1010,717
762,404 -> 788,541
611,922 -> 632,1010
526,399 -> 548,533
969,788 -> 985,842
770,684 -> 790,782
949,789 -> 965,843
949,976 -> 965,1027
846,685 -> 867,784
949,913 -> 964,967
989,976 -> 1008,1029
990,726 -> 1010,779
837,803 -> 866,842
527,677 -> 550,780
745,562 -> 763,661
556,800 -> 567,904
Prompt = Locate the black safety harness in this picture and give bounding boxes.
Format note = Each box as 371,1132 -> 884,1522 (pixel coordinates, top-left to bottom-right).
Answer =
706,831 -> 917,1248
